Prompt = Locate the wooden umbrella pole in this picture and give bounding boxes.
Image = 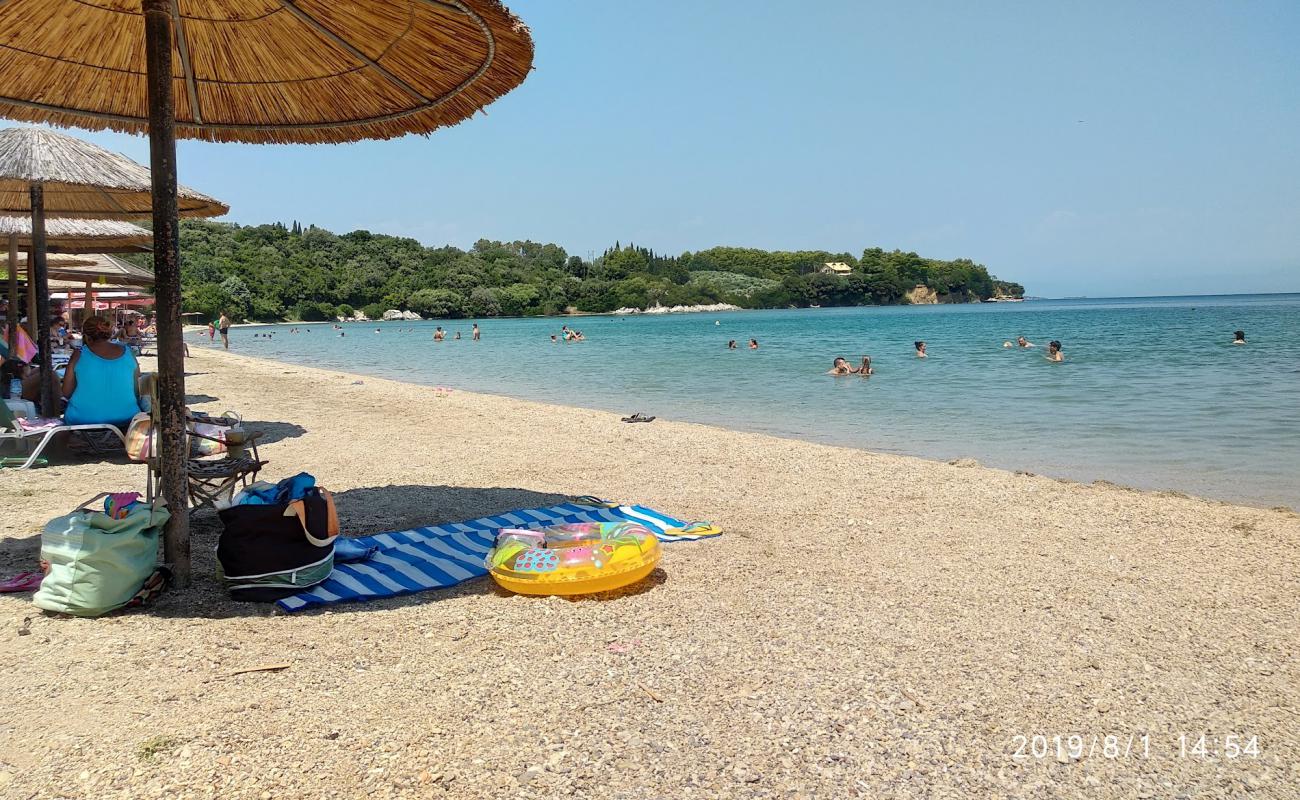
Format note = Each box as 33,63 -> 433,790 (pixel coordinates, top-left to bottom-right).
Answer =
24,247 -> 36,339
29,184 -> 56,417
5,234 -> 16,353
144,0 -> 190,585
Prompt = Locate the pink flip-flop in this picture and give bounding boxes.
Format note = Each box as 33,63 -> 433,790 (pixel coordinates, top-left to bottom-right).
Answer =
0,572 -> 43,593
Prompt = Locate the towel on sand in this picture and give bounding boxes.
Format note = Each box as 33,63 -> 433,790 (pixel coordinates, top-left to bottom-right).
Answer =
276,500 -> 720,612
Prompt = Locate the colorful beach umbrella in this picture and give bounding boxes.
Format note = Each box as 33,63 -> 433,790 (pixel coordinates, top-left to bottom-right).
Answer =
0,0 -> 534,583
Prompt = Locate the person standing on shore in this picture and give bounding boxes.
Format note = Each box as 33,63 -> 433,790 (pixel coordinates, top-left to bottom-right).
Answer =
208,321 -> 216,342
472,323 -> 480,341
218,313 -> 231,350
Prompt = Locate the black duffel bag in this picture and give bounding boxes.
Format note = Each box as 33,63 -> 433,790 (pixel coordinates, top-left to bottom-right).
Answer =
216,487 -> 338,601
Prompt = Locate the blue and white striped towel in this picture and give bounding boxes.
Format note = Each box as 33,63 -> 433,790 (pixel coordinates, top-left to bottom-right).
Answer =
276,501 -> 720,612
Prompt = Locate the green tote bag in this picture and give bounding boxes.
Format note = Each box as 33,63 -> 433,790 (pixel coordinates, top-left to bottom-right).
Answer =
33,499 -> 169,617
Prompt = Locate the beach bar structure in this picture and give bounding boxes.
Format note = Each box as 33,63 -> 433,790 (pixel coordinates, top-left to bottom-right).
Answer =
0,0 -> 534,583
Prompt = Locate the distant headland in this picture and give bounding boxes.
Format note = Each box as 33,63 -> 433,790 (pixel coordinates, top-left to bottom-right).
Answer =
155,220 -> 1025,322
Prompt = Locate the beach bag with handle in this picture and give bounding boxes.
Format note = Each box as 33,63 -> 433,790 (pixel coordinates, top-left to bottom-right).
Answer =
33,496 -> 169,617
216,486 -> 338,601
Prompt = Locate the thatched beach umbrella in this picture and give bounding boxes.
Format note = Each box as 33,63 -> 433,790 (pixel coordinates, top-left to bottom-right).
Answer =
0,0 -> 533,583
0,127 -> 225,417
0,216 -> 153,253
21,252 -> 155,287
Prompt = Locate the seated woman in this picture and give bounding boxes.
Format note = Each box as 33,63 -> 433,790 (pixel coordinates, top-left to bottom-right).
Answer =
62,316 -> 141,429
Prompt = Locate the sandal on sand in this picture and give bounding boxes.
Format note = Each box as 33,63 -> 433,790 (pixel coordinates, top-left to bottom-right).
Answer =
124,567 -> 172,609
0,571 -> 43,593
620,413 -> 656,424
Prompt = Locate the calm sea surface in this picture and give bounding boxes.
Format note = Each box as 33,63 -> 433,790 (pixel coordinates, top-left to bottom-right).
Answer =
222,294 -> 1300,509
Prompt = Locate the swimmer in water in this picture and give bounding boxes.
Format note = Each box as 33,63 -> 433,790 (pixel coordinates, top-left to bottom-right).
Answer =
856,356 -> 874,376
454,331 -> 462,340
1003,341 -> 1013,348
550,334 -> 558,343
914,341 -> 927,358
1045,340 -> 1064,362
827,357 -> 853,376
1017,336 -> 1034,348
472,323 -> 480,341
434,326 -> 445,342
749,339 -> 759,350
1232,330 -> 1246,345
727,340 -> 737,350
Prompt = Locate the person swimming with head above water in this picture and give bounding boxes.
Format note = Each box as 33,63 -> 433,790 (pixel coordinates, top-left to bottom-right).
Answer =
914,341 -> 927,358
1017,336 -> 1034,348
827,357 -> 853,376
749,339 -> 759,350
1045,340 -> 1064,362
1233,330 -> 1246,345
856,356 -> 874,376
727,340 -> 737,350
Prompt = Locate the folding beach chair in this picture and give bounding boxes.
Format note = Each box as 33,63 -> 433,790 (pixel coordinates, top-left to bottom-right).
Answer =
0,399 -> 127,469
139,374 -> 267,509
145,425 -> 267,509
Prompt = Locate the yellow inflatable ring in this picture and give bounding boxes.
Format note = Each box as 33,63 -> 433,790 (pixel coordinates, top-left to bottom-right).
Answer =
486,521 -> 661,596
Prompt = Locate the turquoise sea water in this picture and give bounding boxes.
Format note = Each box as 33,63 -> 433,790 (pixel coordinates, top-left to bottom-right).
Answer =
222,294 -> 1300,509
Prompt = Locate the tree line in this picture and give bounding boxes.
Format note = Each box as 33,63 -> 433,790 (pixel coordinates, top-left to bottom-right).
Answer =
150,220 -> 1025,321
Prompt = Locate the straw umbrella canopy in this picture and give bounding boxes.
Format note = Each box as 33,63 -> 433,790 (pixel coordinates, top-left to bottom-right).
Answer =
0,216 -> 153,253
0,0 -> 533,585
0,1 -> 534,144
0,127 -> 226,417
0,128 -> 227,216
23,252 -> 155,287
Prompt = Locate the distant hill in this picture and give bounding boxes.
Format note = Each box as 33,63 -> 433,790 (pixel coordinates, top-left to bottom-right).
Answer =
153,220 -> 1024,321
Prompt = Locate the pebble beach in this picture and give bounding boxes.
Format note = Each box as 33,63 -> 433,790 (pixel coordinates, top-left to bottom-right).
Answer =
1,346 -> 1297,799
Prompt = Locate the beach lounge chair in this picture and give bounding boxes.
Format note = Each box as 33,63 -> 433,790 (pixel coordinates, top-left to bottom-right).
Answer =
0,399 -> 127,469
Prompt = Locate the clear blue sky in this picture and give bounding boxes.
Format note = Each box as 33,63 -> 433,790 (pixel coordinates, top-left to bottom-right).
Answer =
70,1 -> 1298,298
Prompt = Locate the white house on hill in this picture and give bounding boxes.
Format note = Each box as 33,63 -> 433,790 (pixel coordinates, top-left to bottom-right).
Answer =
819,262 -> 853,275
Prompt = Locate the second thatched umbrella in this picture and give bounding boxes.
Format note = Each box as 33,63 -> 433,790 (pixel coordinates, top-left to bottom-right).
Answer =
0,127 -> 226,416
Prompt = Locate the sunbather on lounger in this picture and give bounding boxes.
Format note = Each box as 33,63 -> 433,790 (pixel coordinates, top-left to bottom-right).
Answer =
61,316 -> 141,429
